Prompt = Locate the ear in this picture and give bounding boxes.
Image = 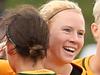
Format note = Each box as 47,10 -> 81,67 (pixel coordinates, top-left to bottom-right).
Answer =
6,42 -> 16,56
91,23 -> 99,41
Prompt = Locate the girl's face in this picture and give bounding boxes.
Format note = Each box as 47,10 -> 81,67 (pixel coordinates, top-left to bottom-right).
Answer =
48,9 -> 85,64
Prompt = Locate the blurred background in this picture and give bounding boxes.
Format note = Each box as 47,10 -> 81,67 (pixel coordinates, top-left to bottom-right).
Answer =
0,0 -> 96,58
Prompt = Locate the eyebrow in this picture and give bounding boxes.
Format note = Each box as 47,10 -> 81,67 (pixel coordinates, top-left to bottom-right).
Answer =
63,25 -> 85,32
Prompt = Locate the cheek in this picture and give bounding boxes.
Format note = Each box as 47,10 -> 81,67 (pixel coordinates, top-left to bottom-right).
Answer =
49,33 -> 66,46
98,32 -> 100,40
79,38 -> 84,49
49,35 -> 59,50
49,33 -> 65,54
75,39 -> 84,55
95,28 -> 100,42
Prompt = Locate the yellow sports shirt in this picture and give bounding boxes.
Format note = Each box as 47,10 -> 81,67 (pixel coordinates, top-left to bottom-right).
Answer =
0,59 -> 15,75
71,62 -> 86,75
73,56 -> 93,75
18,69 -> 56,75
0,59 -> 87,75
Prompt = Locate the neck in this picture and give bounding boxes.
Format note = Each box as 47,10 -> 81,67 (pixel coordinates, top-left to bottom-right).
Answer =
15,58 -> 44,73
44,58 -> 72,75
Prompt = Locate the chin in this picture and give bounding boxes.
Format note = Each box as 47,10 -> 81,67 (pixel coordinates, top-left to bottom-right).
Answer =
64,58 -> 74,64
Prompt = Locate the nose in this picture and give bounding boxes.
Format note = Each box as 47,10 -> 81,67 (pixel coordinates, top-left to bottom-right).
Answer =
69,32 -> 79,44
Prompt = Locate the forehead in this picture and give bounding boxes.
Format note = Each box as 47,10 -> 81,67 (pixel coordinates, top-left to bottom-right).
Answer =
49,9 -> 85,27
52,9 -> 82,20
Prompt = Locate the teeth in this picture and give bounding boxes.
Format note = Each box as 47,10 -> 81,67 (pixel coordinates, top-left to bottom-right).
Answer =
64,47 -> 75,53
66,47 -> 75,51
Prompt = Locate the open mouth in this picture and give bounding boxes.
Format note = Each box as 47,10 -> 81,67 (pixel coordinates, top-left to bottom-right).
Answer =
63,47 -> 75,53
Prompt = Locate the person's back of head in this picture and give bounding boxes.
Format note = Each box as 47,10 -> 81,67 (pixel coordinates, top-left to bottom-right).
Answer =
1,4 -> 49,63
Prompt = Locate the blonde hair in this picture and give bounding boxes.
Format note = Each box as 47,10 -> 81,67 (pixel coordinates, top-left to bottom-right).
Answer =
40,0 -> 82,22
93,0 -> 100,24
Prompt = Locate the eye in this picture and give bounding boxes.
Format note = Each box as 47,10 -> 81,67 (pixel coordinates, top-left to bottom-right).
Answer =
78,31 -> 85,37
63,28 -> 72,33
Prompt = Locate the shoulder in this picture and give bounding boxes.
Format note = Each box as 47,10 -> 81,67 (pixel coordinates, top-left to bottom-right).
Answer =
0,59 -> 15,75
72,56 -> 91,67
0,59 -> 9,67
72,57 -> 84,66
